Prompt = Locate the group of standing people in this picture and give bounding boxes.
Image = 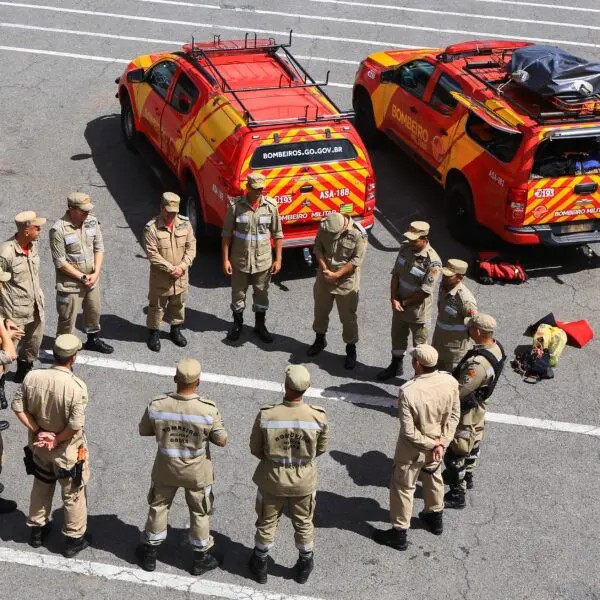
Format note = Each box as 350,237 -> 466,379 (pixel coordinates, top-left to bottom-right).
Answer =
0,173 -> 506,585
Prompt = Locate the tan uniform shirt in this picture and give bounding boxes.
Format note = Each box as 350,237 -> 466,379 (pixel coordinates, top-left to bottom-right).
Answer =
0,237 -> 45,326
394,371 -> 460,462
391,242 -> 442,324
433,282 -> 478,352
50,213 -> 104,293
143,215 -> 196,297
250,400 -> 328,497
456,342 -> 504,427
139,392 -> 227,490
221,195 -> 283,274
313,219 -> 368,295
11,366 -> 88,469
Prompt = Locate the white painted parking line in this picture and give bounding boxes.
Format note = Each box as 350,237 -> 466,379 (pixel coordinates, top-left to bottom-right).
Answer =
308,0 -> 600,31
133,0 -> 600,48
0,45 -> 352,87
475,0 -> 600,14
0,547 -> 322,600
45,351 -> 600,438
0,2 -> 417,49
0,23 -> 359,65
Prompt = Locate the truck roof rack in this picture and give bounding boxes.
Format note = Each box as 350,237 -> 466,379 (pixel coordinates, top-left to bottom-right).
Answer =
458,46 -> 600,125
183,31 -> 354,128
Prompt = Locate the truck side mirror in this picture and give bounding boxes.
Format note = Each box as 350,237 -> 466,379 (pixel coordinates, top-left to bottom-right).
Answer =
127,68 -> 145,83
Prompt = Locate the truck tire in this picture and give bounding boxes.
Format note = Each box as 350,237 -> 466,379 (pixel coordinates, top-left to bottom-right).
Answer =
353,90 -> 384,149
120,95 -> 138,152
445,181 -> 479,244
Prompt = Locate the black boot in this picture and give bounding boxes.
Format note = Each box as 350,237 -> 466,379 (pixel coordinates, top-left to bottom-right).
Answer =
372,527 -> 408,550
227,312 -> 244,341
344,343 -> 357,370
13,359 -> 34,384
254,312 -> 273,343
377,357 -> 402,381
147,329 -> 161,352
444,488 -> 466,510
0,496 -> 17,514
248,549 -> 268,584
84,333 -> 114,354
169,325 -> 188,347
136,543 -> 158,572
191,549 -> 220,576
306,333 -> 327,357
0,376 -> 7,409
294,552 -> 314,584
64,533 -> 91,558
29,522 -> 52,548
419,510 -> 444,535
464,472 -> 474,490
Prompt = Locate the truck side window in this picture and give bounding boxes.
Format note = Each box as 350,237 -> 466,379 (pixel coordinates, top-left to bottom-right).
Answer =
147,61 -> 177,100
396,60 -> 436,100
170,71 -> 200,114
429,74 -> 462,115
466,113 -> 522,163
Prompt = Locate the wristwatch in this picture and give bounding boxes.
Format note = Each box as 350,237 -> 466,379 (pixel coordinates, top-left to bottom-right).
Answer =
80,275 -> 88,283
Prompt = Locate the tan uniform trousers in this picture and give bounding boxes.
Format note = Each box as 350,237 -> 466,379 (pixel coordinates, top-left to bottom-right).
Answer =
231,269 -> 271,314
143,483 -> 214,551
147,292 -> 187,329
312,283 -> 359,345
56,286 -> 101,336
390,460 -> 443,530
18,308 -> 44,363
255,489 -> 316,553
391,312 -> 428,358
27,458 -> 89,538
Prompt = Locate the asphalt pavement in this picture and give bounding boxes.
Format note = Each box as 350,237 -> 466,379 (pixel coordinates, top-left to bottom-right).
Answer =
0,1 -> 599,598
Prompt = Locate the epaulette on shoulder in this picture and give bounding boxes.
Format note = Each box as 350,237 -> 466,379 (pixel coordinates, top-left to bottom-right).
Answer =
178,215 -> 190,221
264,196 -> 278,208
309,404 -> 326,413
260,404 -> 275,410
198,397 -> 216,407
400,378 -> 416,391
354,221 -> 368,240
150,393 -> 168,403
144,217 -> 158,230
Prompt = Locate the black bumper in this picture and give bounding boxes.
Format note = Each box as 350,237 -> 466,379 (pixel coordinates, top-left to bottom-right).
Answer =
506,222 -> 600,246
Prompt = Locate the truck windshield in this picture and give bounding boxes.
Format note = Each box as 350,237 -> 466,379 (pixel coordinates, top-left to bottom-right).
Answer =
531,136 -> 600,179
250,139 -> 358,168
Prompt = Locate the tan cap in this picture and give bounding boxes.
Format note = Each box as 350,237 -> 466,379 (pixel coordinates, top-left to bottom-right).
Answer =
464,313 -> 496,332
161,192 -> 181,213
285,364 -> 311,393
54,334 -> 82,358
442,258 -> 469,277
175,358 -> 202,384
15,211 -> 47,227
67,192 -> 94,211
409,344 -> 438,368
0,263 -> 11,282
403,221 -> 430,241
322,212 -> 346,237
247,173 -> 266,190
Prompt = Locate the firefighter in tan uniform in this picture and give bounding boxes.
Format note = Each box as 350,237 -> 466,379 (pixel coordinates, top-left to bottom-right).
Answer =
378,222 -> 442,381
143,193 -> 197,352
137,358 -> 228,576
0,211 -> 47,383
12,334 -> 91,558
306,212 -> 368,370
432,259 -> 478,372
222,173 -> 283,343
444,314 -> 505,509
0,266 -> 22,514
373,345 -> 459,551
249,365 -> 328,585
50,193 -> 113,354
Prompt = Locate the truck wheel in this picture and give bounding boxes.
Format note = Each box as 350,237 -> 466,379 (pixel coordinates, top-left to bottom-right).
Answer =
182,180 -> 210,245
446,181 -> 479,244
353,91 -> 384,149
121,95 -> 138,152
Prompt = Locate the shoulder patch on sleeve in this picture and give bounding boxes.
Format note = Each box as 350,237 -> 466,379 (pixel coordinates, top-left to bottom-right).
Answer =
309,404 -> 326,413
